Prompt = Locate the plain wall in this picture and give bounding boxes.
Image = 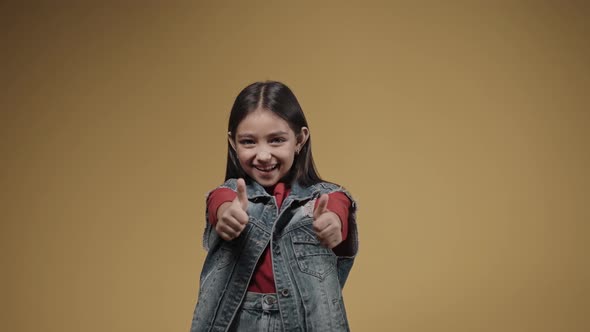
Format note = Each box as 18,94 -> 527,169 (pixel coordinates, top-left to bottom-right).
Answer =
2,2 -> 588,331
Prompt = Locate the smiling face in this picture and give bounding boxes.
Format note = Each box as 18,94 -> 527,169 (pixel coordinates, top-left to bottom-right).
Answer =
230,108 -> 309,188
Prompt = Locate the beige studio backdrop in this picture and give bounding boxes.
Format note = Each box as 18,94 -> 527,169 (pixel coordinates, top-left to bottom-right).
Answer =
2,2 -> 588,332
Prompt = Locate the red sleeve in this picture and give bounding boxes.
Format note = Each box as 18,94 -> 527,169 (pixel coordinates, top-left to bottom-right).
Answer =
207,188 -> 236,226
314,191 -> 351,241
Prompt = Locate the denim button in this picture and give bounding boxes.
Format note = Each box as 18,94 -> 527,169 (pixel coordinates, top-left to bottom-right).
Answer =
264,295 -> 276,304
280,289 -> 289,297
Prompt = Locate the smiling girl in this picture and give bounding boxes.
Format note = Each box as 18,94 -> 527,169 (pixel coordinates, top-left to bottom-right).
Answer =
190,81 -> 359,332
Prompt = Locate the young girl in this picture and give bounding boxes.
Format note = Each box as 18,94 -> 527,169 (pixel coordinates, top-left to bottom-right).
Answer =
190,81 -> 358,332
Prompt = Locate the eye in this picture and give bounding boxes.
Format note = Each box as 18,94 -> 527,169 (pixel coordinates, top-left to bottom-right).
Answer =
238,139 -> 255,146
270,137 -> 287,144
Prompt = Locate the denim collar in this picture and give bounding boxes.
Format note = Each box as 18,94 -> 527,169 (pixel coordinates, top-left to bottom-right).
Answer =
245,179 -> 319,201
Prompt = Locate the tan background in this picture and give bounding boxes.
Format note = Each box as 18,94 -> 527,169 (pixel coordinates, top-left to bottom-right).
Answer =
2,2 -> 589,331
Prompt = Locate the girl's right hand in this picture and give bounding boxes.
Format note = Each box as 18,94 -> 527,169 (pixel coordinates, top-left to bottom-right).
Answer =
215,178 -> 249,241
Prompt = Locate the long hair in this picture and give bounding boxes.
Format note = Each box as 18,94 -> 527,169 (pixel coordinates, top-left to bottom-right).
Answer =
225,81 -> 322,187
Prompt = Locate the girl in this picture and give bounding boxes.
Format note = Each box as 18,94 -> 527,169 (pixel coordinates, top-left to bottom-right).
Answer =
190,81 -> 358,332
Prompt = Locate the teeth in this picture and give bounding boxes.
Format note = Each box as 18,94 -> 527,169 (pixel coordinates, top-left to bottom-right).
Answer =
256,165 -> 277,172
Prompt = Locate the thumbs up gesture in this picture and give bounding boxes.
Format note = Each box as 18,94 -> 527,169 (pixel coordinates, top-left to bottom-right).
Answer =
215,178 -> 249,241
313,194 -> 343,249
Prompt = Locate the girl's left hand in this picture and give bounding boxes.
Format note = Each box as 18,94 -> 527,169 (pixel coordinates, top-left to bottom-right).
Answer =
312,194 -> 343,249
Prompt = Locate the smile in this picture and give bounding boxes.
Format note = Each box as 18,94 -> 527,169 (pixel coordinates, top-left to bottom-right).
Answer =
254,164 -> 278,172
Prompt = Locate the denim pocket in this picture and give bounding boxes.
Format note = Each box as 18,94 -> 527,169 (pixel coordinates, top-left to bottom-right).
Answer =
291,228 -> 337,280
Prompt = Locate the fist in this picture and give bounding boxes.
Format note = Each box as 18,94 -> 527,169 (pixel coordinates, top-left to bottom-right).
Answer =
312,194 -> 343,249
215,178 -> 249,241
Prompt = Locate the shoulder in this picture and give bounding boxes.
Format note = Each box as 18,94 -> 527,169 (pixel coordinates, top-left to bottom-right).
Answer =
205,179 -> 238,197
313,182 -> 344,192
308,181 -> 356,206
218,178 -> 238,191
311,181 -> 351,195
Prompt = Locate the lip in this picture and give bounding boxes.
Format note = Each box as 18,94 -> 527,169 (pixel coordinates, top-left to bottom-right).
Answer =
253,164 -> 278,172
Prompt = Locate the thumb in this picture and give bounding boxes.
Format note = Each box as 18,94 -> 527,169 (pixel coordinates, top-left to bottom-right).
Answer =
236,178 -> 248,211
314,194 -> 329,219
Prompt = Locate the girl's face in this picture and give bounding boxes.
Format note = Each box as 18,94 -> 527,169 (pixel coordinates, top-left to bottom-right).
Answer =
230,109 -> 308,188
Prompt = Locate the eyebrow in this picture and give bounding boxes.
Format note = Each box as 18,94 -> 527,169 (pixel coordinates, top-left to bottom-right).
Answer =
236,131 -> 289,139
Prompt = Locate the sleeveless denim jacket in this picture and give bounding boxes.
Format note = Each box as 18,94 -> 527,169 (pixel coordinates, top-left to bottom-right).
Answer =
190,179 -> 359,332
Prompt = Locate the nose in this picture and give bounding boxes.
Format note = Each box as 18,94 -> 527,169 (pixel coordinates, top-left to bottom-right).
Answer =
256,149 -> 272,162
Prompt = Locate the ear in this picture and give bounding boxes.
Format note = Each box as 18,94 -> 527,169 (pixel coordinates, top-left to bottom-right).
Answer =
228,131 -> 237,151
296,127 -> 309,152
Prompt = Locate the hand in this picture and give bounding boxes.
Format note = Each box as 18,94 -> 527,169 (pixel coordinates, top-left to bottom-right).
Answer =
215,178 -> 249,241
312,194 -> 343,249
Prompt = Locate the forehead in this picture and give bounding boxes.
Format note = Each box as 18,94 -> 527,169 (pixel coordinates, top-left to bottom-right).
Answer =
236,109 -> 294,135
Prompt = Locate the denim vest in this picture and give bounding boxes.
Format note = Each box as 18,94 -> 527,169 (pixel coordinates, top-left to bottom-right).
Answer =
190,179 -> 359,332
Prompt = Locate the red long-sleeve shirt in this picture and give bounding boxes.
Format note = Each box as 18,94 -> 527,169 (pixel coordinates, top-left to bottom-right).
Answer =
207,183 -> 351,293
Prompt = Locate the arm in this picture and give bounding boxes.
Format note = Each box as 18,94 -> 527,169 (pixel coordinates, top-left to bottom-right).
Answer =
207,188 -> 236,225
313,192 -> 352,255
207,179 -> 249,241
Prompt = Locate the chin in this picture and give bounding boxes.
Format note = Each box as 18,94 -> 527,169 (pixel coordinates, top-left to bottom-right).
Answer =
257,179 -> 278,188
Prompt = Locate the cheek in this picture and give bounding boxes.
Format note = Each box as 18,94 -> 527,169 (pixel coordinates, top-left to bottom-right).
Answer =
277,150 -> 296,164
236,150 -> 253,164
